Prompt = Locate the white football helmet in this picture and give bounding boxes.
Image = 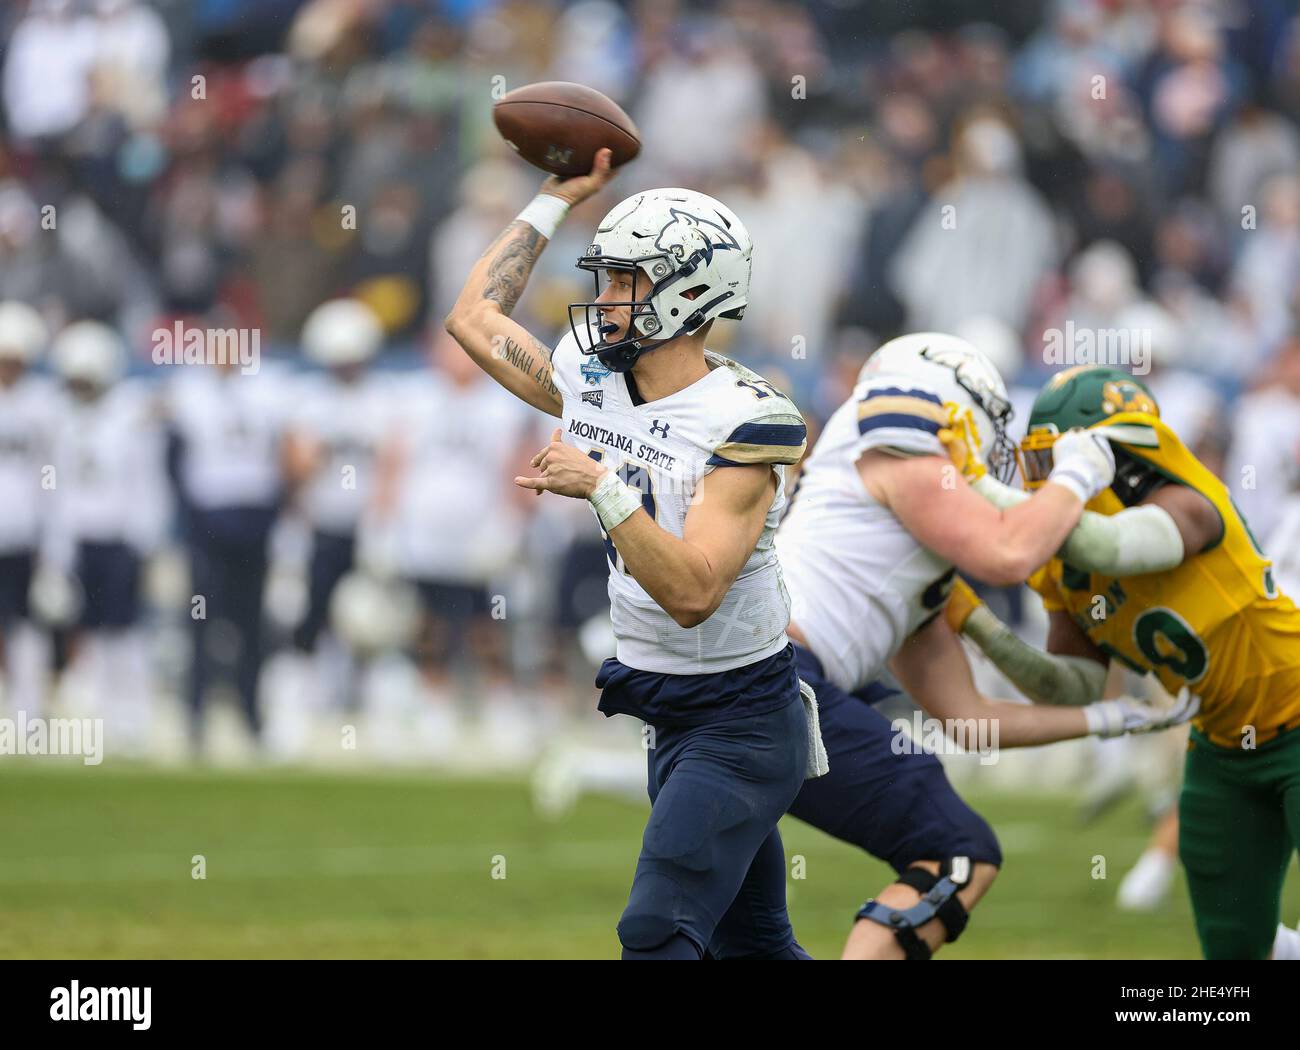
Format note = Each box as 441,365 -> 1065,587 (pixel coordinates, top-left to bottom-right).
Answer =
860,331 -> 1017,481
0,301 -> 49,364
329,571 -> 420,655
569,188 -> 752,371
302,298 -> 383,368
51,321 -> 125,388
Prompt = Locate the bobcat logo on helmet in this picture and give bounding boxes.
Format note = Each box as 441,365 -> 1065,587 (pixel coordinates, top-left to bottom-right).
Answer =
568,188 -> 753,374
653,209 -> 741,267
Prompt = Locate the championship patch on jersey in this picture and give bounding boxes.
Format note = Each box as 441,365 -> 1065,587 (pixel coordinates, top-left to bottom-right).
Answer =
708,418 -> 807,467
857,387 -> 947,435
580,358 -> 611,386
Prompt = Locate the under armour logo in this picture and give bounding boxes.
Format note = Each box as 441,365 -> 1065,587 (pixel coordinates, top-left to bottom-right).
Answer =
649,420 -> 670,438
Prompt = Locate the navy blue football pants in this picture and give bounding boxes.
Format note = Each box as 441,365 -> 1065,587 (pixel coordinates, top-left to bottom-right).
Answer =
788,644 -> 1003,873
618,696 -> 810,959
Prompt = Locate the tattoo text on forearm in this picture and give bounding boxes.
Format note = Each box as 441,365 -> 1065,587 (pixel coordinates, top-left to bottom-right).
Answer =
493,335 -> 558,398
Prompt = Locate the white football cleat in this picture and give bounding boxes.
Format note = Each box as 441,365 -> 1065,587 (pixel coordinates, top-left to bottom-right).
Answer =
1272,921 -> 1300,960
532,747 -> 583,821
1117,848 -> 1176,911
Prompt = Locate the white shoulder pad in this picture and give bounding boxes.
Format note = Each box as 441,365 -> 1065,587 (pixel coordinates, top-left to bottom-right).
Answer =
705,354 -> 807,467
852,374 -> 948,459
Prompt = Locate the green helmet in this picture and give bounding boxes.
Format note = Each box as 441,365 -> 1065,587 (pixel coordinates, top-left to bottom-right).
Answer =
1021,366 -> 1159,488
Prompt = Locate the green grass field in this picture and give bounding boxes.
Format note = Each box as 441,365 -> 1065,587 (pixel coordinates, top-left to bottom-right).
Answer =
1,761 -> 1294,959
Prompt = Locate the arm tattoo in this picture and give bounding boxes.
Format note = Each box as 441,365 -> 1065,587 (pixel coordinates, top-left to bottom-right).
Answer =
482,220 -> 545,316
498,336 -> 559,399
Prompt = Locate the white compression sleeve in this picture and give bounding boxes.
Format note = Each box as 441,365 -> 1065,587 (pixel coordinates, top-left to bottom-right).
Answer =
971,474 -> 1029,509
962,605 -> 1107,707
970,476 -> 1186,575
1058,503 -> 1185,575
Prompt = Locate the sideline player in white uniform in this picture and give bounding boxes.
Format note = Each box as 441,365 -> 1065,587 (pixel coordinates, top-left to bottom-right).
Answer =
0,301 -> 55,716
278,298 -> 391,723
445,151 -> 819,959
386,333 -> 532,705
166,352 -> 293,753
43,322 -> 168,753
776,333 -> 1195,959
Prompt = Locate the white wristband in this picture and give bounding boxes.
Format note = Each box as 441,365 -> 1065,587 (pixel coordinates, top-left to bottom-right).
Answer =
515,193 -> 570,240
590,471 -> 642,533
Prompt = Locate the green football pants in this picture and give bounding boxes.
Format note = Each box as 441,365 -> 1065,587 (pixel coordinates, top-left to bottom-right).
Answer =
1179,724 -> 1300,959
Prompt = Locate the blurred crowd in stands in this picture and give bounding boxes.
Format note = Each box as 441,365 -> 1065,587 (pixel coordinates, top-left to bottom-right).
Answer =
1,0 -> 1299,766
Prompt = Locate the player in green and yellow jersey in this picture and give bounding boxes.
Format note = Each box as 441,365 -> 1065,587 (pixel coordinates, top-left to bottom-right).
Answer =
942,364 -> 1300,959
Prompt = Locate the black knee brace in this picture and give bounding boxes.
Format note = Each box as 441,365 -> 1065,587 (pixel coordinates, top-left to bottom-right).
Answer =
855,856 -> 973,960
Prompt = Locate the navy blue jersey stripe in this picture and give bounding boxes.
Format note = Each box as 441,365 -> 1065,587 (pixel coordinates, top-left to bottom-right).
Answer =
858,412 -> 942,435
862,386 -> 943,405
723,421 -> 808,446
706,453 -> 745,467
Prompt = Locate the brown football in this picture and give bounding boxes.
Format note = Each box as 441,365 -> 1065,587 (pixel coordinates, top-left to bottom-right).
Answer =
492,81 -> 641,177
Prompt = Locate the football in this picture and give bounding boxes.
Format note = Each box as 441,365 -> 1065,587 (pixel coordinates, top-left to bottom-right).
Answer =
492,81 -> 641,177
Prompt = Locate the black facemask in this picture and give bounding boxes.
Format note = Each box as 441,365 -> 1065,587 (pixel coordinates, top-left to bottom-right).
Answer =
1111,445 -> 1167,506
567,254 -> 672,373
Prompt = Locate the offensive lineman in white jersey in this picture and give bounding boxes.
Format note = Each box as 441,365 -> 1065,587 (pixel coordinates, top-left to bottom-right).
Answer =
0,301 -> 55,717
775,332 -> 1196,959
445,151 -> 820,960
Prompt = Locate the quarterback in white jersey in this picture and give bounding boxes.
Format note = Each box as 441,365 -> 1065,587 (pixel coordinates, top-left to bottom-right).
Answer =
444,150 -> 815,960
548,327 -> 801,676
774,332 -> 1196,960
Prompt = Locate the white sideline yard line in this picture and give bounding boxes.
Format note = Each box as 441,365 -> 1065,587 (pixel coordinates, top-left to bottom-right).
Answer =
0,841 -> 643,885
0,828 -> 913,886
0,825 -> 1170,886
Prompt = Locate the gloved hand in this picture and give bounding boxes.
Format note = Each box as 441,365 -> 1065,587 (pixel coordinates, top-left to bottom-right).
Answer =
1083,688 -> 1200,738
944,575 -> 984,634
1047,427 -> 1116,503
938,404 -> 986,483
